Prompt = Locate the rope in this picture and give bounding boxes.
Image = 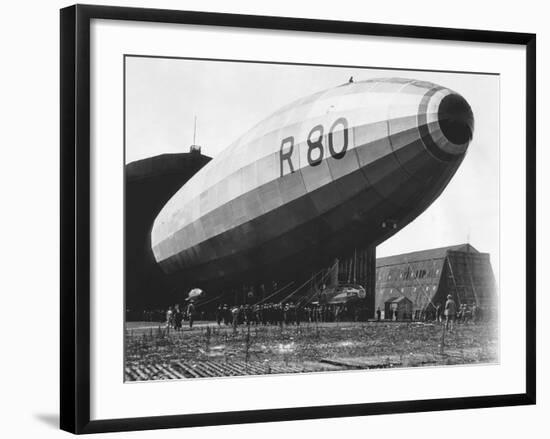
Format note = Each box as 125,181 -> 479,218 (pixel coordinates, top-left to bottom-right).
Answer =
194,294 -> 224,308
402,255 -> 437,309
254,281 -> 294,305
464,256 -> 480,305
295,271 -> 318,307
279,260 -> 341,306
278,267 -> 326,304
298,264 -> 336,306
297,261 -> 338,307
446,257 -> 463,305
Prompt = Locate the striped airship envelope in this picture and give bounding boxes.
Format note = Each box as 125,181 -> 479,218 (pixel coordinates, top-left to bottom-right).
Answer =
151,78 -> 474,284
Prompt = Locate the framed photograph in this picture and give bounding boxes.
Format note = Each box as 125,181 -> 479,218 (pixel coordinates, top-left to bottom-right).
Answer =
60,4 -> 536,434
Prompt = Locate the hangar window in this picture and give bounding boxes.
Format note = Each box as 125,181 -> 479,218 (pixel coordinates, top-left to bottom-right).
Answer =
416,269 -> 427,278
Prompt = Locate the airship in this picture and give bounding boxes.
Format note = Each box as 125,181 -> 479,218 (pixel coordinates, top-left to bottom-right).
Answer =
150,78 -> 474,288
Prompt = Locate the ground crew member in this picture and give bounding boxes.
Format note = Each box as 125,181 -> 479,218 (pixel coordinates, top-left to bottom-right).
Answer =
186,301 -> 196,329
231,306 -> 240,330
444,294 -> 457,332
173,304 -> 183,331
166,306 -> 174,331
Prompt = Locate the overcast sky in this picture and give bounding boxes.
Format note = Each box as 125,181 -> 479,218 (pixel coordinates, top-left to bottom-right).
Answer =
125,56 -> 499,281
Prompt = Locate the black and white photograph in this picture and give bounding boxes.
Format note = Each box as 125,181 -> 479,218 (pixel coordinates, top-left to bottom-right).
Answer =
0,0 -> 542,436
124,56 -> 499,381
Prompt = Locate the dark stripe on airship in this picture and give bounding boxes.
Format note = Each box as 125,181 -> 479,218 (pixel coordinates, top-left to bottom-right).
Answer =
417,87 -> 458,162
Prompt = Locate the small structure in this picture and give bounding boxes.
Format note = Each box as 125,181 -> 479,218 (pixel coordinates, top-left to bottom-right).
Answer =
384,296 -> 413,321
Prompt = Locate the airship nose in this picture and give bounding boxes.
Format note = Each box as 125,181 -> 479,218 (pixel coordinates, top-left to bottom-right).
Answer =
438,93 -> 474,146
419,89 -> 474,161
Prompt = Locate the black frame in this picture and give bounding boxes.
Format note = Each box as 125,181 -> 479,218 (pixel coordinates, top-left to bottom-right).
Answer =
60,4 -> 536,434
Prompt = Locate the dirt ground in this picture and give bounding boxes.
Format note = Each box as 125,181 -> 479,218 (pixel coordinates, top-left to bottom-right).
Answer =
124,320 -> 498,381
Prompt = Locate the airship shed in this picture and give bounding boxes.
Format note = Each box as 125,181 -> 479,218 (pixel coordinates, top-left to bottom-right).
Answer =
373,243 -> 497,320
125,149 -> 211,311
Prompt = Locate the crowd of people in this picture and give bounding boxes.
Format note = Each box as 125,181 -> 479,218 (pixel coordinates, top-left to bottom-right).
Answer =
212,302 -> 367,328
439,295 -> 491,332
157,302 -> 369,330
129,298 -> 493,332
435,299 -> 484,327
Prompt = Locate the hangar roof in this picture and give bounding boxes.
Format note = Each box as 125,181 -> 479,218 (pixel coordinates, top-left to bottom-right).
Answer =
376,243 -> 480,268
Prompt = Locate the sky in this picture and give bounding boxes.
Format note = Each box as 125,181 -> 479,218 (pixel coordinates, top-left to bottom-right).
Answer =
125,56 -> 500,281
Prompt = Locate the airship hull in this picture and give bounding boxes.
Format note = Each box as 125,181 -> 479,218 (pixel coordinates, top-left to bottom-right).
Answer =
151,78 -> 473,285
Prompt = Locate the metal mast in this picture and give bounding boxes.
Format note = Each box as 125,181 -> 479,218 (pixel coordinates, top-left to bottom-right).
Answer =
193,116 -> 197,145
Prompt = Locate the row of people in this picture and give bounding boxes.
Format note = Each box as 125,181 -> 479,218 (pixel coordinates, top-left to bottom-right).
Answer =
134,301 -> 492,328
214,302 -> 367,327
434,300 -> 485,325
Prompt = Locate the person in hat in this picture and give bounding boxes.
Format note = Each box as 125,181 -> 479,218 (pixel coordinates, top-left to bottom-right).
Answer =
444,294 -> 457,332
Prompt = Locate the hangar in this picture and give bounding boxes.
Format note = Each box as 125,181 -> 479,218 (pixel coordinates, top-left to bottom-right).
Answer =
125,149 -> 211,311
374,244 -> 497,320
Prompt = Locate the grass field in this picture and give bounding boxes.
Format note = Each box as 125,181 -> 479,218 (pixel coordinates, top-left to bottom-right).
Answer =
124,320 -> 498,381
